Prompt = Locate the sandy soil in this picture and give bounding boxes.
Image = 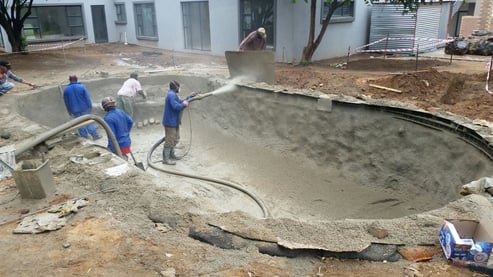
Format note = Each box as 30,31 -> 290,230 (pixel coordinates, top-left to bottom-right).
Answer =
0,43 -> 492,276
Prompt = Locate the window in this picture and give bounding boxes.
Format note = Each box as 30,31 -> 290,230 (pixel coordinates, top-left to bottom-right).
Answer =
24,5 -> 85,41
239,0 -> 275,48
115,3 -> 127,24
134,3 -> 158,39
182,1 -> 211,51
321,0 -> 354,24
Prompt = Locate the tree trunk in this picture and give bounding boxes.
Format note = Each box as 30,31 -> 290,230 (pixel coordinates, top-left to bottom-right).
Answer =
300,0 -> 317,64
0,1 -> 34,53
11,19 -> 25,52
300,0 -> 346,65
301,43 -> 316,64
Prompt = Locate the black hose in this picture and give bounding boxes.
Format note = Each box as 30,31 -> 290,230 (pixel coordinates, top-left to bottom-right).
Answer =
146,136 -> 270,218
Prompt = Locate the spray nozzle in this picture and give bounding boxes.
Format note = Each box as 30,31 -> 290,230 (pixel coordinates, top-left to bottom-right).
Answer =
189,91 -> 214,102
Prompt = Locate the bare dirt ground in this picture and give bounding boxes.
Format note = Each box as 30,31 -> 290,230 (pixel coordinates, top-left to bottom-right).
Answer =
0,43 -> 492,276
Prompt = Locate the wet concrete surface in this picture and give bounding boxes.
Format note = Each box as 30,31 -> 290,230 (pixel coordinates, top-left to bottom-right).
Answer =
14,75 -> 493,221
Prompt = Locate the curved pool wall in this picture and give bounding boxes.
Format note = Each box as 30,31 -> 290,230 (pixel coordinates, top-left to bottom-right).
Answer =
16,75 -> 217,127
15,75 -> 493,219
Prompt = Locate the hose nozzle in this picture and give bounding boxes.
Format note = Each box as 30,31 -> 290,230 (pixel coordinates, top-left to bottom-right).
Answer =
189,92 -> 214,102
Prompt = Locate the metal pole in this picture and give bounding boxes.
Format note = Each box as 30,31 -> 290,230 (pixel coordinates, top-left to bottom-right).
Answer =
346,46 -> 351,69
61,39 -> 66,64
415,44 -> 419,71
384,34 -> 389,59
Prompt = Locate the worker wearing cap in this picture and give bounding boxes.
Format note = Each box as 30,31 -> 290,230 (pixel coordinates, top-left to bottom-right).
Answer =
63,74 -> 101,140
0,60 -> 37,96
116,72 -> 146,118
239,27 -> 267,51
162,80 -> 196,165
101,97 -> 134,160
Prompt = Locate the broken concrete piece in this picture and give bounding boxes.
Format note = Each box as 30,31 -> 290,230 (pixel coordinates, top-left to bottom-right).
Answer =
14,213 -> 67,234
398,245 -> 441,262
48,198 -> 88,217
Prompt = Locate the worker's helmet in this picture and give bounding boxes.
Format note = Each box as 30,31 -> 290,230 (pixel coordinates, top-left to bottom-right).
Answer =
101,97 -> 116,111
169,80 -> 180,92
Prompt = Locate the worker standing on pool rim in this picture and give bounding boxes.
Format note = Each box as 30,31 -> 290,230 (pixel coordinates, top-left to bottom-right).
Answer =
162,80 -> 196,165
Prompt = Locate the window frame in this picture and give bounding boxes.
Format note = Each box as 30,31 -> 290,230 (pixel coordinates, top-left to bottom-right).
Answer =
239,0 -> 276,49
115,3 -> 127,25
181,1 -> 211,51
320,0 -> 355,24
23,5 -> 86,42
134,2 -> 158,40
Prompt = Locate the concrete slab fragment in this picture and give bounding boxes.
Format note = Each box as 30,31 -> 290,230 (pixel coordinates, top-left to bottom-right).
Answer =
225,51 -> 275,84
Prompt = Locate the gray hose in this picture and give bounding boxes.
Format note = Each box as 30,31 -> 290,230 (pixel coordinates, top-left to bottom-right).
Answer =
15,114 -> 122,157
146,136 -> 270,218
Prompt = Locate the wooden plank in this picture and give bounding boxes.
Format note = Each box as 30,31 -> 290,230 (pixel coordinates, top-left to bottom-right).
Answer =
369,84 -> 402,93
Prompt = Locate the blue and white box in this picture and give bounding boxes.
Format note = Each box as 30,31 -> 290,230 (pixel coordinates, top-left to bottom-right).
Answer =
439,219 -> 493,265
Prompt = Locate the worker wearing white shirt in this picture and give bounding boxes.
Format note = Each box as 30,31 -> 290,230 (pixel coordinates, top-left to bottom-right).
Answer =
116,72 -> 146,118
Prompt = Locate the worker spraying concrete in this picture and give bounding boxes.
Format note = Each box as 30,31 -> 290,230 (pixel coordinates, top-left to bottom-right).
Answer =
161,80 -> 237,165
148,79 -> 269,217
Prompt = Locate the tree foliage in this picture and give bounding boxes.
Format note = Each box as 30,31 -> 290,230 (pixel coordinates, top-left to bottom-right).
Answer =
0,0 -> 35,52
294,0 -> 445,64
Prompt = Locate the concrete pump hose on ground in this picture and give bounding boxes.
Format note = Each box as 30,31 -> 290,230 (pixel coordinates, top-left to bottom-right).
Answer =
146,136 -> 270,218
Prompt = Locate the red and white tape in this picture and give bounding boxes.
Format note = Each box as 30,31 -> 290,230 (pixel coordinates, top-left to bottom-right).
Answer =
0,37 -> 85,56
487,57 -> 493,94
351,37 -> 454,54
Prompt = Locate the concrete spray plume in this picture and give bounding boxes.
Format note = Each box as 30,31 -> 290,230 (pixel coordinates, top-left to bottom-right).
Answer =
191,77 -> 243,101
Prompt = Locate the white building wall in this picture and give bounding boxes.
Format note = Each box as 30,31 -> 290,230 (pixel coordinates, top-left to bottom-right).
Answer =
208,0 -> 239,55
18,0 -> 371,63
275,1 -> 371,63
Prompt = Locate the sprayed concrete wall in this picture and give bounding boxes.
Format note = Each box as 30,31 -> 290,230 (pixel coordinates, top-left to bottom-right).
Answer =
15,75 -> 493,219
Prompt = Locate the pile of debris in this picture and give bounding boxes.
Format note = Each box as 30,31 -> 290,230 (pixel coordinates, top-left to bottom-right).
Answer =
445,30 -> 493,56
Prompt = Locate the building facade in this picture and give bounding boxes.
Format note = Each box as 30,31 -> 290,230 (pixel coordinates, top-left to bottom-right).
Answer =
456,0 -> 493,37
0,0 -> 372,63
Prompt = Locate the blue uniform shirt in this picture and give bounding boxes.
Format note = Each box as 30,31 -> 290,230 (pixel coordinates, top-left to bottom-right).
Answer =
104,108 -> 133,152
63,82 -> 93,114
162,89 -> 190,127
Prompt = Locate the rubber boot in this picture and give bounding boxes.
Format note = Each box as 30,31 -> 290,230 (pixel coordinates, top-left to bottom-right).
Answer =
170,147 -> 181,160
162,147 -> 176,165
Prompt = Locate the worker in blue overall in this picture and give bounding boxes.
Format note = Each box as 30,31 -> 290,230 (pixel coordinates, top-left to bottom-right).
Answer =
162,80 -> 196,165
63,74 -> 101,140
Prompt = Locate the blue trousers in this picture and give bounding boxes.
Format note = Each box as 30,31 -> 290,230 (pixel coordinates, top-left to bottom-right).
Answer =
0,82 -> 14,96
72,111 -> 100,139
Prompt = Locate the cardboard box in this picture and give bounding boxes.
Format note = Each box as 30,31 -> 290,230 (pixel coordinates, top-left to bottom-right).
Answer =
439,219 -> 493,265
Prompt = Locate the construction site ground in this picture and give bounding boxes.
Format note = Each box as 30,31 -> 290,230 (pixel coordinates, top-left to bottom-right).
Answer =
0,42 -> 492,276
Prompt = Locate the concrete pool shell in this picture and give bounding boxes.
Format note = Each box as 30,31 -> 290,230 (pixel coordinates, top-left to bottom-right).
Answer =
15,74 -> 493,223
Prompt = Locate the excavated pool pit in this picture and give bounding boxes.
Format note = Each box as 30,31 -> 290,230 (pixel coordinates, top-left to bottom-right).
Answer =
16,75 -> 493,222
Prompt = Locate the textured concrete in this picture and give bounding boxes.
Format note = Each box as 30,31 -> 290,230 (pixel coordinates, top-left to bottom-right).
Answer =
14,74 -> 493,220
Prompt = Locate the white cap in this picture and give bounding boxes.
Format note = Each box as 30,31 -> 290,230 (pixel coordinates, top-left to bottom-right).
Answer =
257,27 -> 266,39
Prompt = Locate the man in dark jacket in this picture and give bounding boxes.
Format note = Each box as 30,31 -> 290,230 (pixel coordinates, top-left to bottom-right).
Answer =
162,80 -> 195,165
101,97 -> 134,160
63,74 -> 101,140
239,27 -> 267,51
